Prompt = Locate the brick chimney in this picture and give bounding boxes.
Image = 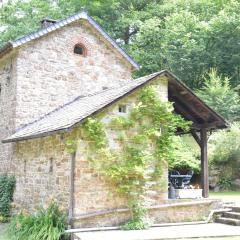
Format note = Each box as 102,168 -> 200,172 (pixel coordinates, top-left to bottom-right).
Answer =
40,18 -> 57,29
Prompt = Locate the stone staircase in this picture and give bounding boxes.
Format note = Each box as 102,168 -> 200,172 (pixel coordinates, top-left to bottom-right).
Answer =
215,206 -> 240,226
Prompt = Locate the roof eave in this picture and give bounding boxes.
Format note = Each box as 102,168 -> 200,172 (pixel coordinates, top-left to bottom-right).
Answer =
164,70 -> 230,129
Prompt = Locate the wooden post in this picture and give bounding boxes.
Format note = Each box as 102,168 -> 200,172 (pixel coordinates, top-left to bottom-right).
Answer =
69,152 -> 76,228
200,128 -> 209,198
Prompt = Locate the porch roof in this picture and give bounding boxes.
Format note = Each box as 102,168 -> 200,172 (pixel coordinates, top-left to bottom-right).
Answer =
2,70 -> 229,143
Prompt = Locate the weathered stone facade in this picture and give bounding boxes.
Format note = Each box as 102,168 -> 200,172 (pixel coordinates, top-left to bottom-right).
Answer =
1,13 -> 215,228
14,21 -> 132,128
0,19 -> 133,174
12,77 -> 169,227
0,54 -> 17,174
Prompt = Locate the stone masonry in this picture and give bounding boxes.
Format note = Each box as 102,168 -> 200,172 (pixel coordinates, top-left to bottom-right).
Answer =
0,19 -> 133,174
12,76 -> 169,227
0,13 -> 219,227
0,54 -> 17,174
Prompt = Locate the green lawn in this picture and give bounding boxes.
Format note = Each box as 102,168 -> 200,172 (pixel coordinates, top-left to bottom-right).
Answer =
0,224 -> 9,240
210,191 -> 240,205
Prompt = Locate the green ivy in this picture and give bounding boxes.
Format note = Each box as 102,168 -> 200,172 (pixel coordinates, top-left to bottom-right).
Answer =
0,175 -> 16,222
67,86 -> 191,229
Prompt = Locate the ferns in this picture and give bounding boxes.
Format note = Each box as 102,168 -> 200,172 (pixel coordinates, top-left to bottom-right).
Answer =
8,201 -> 69,240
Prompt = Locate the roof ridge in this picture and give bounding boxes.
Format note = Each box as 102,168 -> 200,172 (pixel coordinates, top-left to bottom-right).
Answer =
12,11 -> 88,47
0,11 -> 139,69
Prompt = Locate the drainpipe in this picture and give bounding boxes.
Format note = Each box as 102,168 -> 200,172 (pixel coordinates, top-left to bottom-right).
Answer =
69,152 -> 76,228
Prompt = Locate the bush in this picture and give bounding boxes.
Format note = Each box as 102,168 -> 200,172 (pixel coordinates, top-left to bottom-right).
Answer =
168,136 -> 200,173
209,122 -> 240,164
209,122 -> 240,190
8,200 -> 69,240
0,175 -> 16,222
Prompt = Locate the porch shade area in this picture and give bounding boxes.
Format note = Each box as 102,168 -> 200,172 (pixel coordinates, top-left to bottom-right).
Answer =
168,74 -> 229,198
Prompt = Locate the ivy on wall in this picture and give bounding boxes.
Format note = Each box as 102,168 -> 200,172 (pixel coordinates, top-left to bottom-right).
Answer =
66,86 -> 191,229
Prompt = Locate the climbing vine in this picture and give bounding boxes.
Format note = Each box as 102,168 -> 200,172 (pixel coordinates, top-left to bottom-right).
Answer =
66,86 -> 191,229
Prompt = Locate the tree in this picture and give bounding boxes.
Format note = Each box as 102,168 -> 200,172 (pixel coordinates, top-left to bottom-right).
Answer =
1,0 -> 240,89
196,69 -> 240,121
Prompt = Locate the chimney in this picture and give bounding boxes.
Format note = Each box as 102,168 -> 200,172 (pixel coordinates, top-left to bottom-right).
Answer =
40,18 -> 57,29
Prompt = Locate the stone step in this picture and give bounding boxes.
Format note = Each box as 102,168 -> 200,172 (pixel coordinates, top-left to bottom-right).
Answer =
231,207 -> 240,212
223,212 -> 240,220
215,217 -> 240,226
223,202 -> 236,207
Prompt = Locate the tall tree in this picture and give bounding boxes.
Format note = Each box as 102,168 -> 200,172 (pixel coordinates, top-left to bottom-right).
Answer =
196,69 -> 240,121
1,0 -> 240,89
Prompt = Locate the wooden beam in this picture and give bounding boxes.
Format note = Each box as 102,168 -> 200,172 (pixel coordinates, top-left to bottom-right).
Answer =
173,102 -> 198,122
169,92 -> 210,120
69,152 -> 76,227
200,128 -> 209,198
191,130 -> 201,147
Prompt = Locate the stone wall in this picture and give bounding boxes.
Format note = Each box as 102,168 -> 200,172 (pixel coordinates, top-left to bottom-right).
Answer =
0,54 -> 17,174
210,164 -> 240,191
73,200 -> 220,228
0,18 -> 133,174
12,134 -> 71,211
14,20 -> 133,128
12,76 -> 169,228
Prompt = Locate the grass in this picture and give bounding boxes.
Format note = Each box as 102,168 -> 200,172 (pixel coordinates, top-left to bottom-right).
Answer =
209,191 -> 240,205
0,224 -> 9,240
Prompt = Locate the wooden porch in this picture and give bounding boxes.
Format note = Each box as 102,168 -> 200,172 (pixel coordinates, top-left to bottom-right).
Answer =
167,71 -> 229,198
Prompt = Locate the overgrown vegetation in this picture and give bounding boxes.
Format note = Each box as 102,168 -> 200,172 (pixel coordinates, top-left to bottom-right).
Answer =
196,69 -> 240,121
209,122 -> 240,190
0,175 -> 15,223
168,136 -> 200,173
8,200 -> 68,240
67,86 -> 191,229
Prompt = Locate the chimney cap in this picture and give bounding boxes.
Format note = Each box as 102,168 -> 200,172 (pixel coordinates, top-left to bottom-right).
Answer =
40,18 -> 57,29
40,18 -> 57,24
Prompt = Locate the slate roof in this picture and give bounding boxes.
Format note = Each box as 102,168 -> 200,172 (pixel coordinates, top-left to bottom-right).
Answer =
3,71 -> 166,143
0,11 -> 139,69
3,70 -> 229,143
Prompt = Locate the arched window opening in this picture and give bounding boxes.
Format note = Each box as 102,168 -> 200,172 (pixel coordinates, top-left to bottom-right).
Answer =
74,44 -> 87,56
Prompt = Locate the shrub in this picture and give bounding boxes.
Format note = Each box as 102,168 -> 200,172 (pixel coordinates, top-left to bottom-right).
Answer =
209,122 -> 240,164
0,175 -> 16,222
209,122 -> 240,190
169,136 -> 200,173
8,200 -> 69,240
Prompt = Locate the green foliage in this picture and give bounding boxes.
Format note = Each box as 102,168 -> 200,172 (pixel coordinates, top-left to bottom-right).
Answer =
196,69 -> 240,121
218,177 -> 232,190
82,118 -> 106,148
0,175 -> 16,222
209,122 -> 240,190
110,116 -> 134,129
65,139 -> 78,154
8,200 -> 68,240
79,86 -> 191,229
2,0 -> 240,89
121,202 -> 151,230
168,136 -> 200,173
129,0 -> 240,89
209,122 -> 240,164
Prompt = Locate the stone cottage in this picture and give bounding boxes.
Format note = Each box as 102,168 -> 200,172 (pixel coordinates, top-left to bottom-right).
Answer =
0,11 -> 228,227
